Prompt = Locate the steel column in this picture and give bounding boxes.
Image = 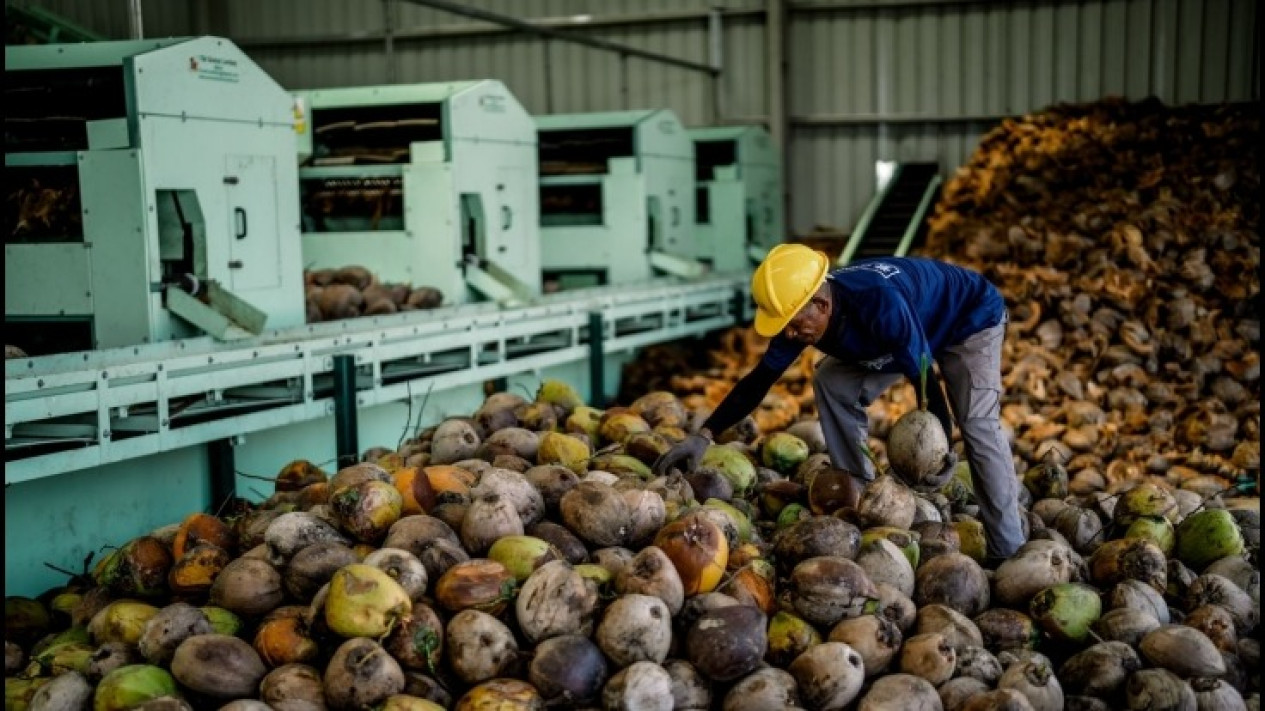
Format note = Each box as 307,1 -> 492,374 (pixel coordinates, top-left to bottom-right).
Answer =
128,0 -> 144,39
766,0 -> 788,229
332,355 -> 360,467
588,312 -> 606,408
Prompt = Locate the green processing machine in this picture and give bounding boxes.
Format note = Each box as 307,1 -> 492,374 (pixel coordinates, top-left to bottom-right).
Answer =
294,81 -> 540,306
4,37 -> 306,354
689,125 -> 784,273
535,110 -> 704,290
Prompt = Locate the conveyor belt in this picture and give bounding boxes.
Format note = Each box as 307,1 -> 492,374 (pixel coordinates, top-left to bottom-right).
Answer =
839,163 -> 942,265
4,276 -> 752,484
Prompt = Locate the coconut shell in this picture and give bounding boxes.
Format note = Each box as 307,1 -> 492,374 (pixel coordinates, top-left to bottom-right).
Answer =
916,604 -> 983,651
956,645 -> 1003,685
829,614 -> 902,677
526,521 -> 588,565
602,662 -> 673,711
528,634 -> 608,704
962,689 -> 1038,711
773,517 -> 862,573
170,634 -> 267,699
1184,604 -> 1239,653
284,542 -> 359,601
137,603 -> 212,666
722,666 -> 796,711
915,552 -> 991,617
1059,641 -> 1142,698
789,641 -> 866,710
789,556 -> 878,627
434,559 -> 516,616
767,610 -> 823,668
940,677 -> 991,711
858,673 -> 941,711
616,547 -> 685,616
167,544 -> 232,596
595,594 -> 672,667
561,482 -> 631,547
323,638 -> 405,710
1125,669 -> 1196,711
999,658 -> 1064,711
445,610 -> 518,685
28,671 -> 92,711
857,538 -> 916,597
1139,625 -> 1227,678
994,540 -> 1079,607
515,560 -> 598,643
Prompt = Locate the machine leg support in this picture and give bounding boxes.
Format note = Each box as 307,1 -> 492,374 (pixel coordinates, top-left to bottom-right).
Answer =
588,311 -> 606,408
333,355 -> 360,467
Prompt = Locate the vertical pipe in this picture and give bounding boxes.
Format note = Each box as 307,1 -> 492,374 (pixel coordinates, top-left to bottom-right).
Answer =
333,355 -> 360,467
128,0 -> 144,39
766,0 -> 787,229
384,0 -> 399,83
207,439 -> 237,511
588,312 -> 606,408
709,7 -> 726,123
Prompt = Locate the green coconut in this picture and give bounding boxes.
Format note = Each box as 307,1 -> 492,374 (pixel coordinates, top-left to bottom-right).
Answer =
703,499 -> 753,543
537,432 -> 591,474
1114,482 -> 1179,529
6,597 -> 51,647
1029,583 -> 1102,643
861,527 -> 921,570
777,504 -> 812,530
536,379 -> 584,414
1023,461 -> 1069,500
953,519 -> 988,564
700,446 -> 757,497
89,601 -> 161,646
93,665 -> 178,711
1175,509 -> 1244,571
199,607 -> 243,637
324,564 -> 412,638
487,536 -> 562,582
1124,516 -> 1176,555
565,406 -> 603,441
599,413 -> 651,446
6,678 -> 50,711
762,433 -> 811,475
588,454 -> 652,480
766,611 -> 823,668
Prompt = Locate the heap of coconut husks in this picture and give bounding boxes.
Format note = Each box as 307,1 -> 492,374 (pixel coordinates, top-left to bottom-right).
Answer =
919,97 -> 1259,496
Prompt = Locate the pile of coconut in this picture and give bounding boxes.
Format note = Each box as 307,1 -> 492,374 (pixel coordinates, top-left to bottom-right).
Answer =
4,382 -> 1259,711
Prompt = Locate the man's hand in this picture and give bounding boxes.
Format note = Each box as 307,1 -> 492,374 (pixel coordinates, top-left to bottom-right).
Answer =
652,433 -> 711,477
920,449 -> 959,490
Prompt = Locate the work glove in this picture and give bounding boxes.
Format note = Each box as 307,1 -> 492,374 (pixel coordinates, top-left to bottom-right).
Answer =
918,449 -> 959,491
653,433 -> 711,477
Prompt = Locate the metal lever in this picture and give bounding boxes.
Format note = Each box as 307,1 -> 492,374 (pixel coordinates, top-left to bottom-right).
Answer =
234,207 -> 248,240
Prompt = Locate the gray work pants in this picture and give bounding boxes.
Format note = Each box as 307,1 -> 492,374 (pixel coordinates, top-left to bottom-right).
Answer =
813,320 -> 1026,557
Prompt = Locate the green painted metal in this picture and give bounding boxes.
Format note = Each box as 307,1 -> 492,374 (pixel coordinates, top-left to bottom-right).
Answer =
689,124 -> 785,274
5,445 -> 210,598
894,175 -> 943,258
4,37 -> 306,349
535,108 -> 701,284
837,164 -> 904,266
294,79 -> 541,306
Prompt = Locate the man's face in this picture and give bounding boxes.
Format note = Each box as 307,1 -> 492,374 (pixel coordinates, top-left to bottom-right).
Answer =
782,286 -> 831,345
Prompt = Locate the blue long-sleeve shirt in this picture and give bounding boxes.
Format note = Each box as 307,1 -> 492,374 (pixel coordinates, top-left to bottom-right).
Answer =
702,257 -> 1006,435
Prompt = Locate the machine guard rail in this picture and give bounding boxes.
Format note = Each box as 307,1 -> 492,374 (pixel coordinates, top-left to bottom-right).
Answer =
6,276 -> 752,485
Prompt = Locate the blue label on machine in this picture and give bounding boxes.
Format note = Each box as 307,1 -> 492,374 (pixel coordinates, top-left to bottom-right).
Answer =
190,54 -> 241,83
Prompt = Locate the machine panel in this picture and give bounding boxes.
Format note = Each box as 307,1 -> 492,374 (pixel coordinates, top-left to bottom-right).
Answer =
225,154 -> 281,291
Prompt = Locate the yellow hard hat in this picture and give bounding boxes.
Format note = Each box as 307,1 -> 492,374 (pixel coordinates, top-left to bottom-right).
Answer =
751,243 -> 831,337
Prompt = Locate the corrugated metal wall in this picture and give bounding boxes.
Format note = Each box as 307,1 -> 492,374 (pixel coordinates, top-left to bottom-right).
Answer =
19,0 -> 1261,234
